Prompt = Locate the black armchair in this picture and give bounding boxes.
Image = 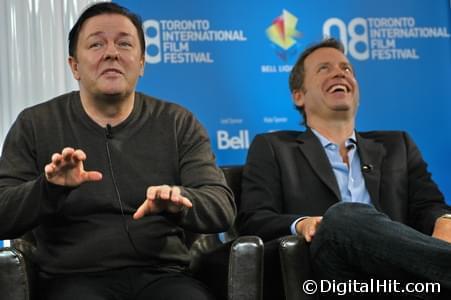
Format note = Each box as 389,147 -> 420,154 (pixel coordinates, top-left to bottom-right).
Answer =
190,165 -> 264,300
0,166 -> 263,300
0,234 -> 37,300
279,235 -> 317,300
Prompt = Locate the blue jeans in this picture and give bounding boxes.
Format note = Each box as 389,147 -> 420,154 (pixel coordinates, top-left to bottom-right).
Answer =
310,202 -> 451,299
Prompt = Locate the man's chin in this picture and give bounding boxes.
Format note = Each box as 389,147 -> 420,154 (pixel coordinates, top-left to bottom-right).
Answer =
332,105 -> 352,111
331,99 -> 358,112
97,90 -> 130,102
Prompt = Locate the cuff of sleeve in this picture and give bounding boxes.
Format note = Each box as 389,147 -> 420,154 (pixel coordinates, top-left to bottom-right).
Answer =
160,205 -> 189,224
39,175 -> 75,215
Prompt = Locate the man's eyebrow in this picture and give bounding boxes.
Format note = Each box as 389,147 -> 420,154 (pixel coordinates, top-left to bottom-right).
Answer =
86,31 -> 104,39
86,31 -> 133,39
315,61 -> 353,67
116,32 -> 134,38
341,62 -> 354,69
315,62 -> 330,68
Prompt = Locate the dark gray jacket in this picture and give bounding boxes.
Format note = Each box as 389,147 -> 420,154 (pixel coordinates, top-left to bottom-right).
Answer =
237,129 -> 449,241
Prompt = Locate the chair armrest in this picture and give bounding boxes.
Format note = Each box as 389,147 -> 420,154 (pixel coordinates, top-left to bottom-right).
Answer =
279,235 -> 317,300
190,235 -> 263,300
228,236 -> 263,300
0,245 -> 36,300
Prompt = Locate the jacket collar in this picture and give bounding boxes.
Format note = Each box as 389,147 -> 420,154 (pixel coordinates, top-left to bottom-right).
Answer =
296,128 -> 386,209
296,128 -> 341,201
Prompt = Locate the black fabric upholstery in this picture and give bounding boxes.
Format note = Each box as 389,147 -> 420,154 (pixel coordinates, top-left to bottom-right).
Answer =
0,166 -> 263,300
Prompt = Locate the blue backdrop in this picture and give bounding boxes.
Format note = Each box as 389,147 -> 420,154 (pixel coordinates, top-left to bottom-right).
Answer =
0,0 -> 450,249
114,0 -> 451,203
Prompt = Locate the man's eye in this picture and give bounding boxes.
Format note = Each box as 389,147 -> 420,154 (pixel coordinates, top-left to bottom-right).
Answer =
89,42 -> 102,49
118,41 -> 132,47
318,65 -> 329,72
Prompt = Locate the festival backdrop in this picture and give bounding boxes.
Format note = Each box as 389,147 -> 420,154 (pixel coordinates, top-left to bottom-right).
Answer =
114,0 -> 451,202
0,0 -> 449,250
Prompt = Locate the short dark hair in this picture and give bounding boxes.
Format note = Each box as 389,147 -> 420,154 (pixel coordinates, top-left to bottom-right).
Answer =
289,38 -> 345,123
68,2 -> 145,58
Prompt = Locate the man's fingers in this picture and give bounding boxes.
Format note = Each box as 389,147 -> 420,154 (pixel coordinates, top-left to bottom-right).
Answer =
45,148 -> 103,187
44,164 -> 56,179
133,200 -> 152,220
73,149 -> 87,162
51,153 -> 62,165
54,147 -> 84,167
308,226 -> 316,236
314,217 -> 323,228
83,171 -> 103,182
304,222 -> 315,242
307,217 -> 322,239
146,186 -> 160,200
137,185 -> 193,218
178,196 -> 193,208
61,147 -> 75,161
169,186 -> 181,202
154,186 -> 192,208
158,185 -> 172,199
147,185 -> 180,200
297,217 -> 323,242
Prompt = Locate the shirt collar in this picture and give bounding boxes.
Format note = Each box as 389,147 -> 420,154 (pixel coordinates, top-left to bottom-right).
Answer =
311,128 -> 357,149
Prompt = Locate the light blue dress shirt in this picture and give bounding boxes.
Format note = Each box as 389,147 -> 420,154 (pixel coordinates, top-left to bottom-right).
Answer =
290,129 -> 372,234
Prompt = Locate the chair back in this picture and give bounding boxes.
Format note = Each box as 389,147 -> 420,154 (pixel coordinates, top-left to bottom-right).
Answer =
221,165 -> 243,208
220,165 -> 243,241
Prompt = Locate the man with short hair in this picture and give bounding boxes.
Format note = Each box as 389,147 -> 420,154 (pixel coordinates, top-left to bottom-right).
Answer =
0,3 -> 235,299
238,38 -> 451,299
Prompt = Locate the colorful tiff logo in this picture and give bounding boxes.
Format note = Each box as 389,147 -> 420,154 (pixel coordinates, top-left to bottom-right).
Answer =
266,9 -> 302,61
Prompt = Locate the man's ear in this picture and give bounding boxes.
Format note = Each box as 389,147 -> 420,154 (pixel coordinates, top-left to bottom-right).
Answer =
292,89 -> 305,109
139,55 -> 145,76
68,56 -> 80,80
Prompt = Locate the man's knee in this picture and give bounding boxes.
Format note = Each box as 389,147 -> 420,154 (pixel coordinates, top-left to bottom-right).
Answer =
319,202 -> 375,237
310,203 -> 378,275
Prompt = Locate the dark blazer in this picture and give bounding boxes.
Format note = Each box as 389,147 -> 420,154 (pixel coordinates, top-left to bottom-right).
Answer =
237,129 -> 449,242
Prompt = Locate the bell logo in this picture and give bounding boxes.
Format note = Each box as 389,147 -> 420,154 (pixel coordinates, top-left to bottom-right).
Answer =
217,130 -> 250,150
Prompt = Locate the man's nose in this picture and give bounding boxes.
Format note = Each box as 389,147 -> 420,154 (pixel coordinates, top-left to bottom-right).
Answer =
331,66 -> 346,78
103,43 -> 119,60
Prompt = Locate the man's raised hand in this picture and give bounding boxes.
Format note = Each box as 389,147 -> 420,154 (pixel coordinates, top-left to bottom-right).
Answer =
44,147 -> 102,187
